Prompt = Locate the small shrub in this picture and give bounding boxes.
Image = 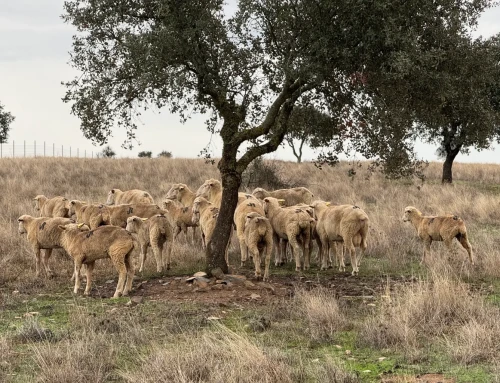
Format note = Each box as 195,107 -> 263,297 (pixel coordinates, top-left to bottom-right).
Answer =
157,150 -> 172,158
241,157 -> 291,190
100,145 -> 116,158
138,151 -> 152,158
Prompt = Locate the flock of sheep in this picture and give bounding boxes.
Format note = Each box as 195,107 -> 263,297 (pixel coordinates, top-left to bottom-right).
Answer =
17,179 -> 474,298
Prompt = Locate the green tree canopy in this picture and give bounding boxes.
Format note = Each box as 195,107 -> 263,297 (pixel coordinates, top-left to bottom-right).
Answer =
63,0 -> 491,273
0,102 -> 15,144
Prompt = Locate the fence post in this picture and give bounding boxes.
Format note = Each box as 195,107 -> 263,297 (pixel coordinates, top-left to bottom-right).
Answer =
70,146 -> 72,158
24,140 -> 26,157
13,140 -> 15,157
62,145 -> 63,157
53,143 -> 55,157
85,150 -> 86,158
44,141 -> 46,157
34,141 -> 36,157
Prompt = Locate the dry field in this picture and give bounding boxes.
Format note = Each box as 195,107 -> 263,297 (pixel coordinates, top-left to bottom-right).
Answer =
1,157 -> 500,382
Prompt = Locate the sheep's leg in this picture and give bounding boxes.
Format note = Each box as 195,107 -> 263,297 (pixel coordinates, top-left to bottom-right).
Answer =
273,234 -> 281,266
334,242 -> 346,272
320,239 -> 329,271
289,236 -> 302,272
346,239 -> 358,275
73,259 -> 83,294
249,244 -> 261,279
138,243 -> 147,273
34,247 -> 42,278
165,239 -> 172,271
151,239 -> 163,273
279,239 -> 288,266
263,244 -> 272,281
238,231 -> 248,266
421,239 -> 431,264
201,232 -> 206,250
458,234 -> 474,265
83,261 -> 95,296
112,259 -> 127,298
181,224 -> 189,242
122,252 -> 135,296
303,232 -> 311,271
42,249 -> 54,278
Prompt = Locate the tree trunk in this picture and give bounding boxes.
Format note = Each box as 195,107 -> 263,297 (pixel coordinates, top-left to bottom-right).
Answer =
205,167 -> 241,275
442,147 -> 460,184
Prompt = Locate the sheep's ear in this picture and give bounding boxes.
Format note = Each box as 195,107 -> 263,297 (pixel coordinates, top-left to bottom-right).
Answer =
70,201 -> 75,205
179,186 -> 184,190
58,225 -> 67,230
325,202 -> 331,206
141,218 -> 148,221
111,189 -> 115,194
263,198 -> 269,203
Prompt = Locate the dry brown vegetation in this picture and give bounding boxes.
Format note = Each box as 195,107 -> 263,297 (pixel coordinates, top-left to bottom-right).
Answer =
1,157 -> 500,382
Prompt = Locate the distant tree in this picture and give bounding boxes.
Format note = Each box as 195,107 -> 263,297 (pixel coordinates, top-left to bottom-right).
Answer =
0,102 -> 15,144
157,151 -> 172,158
63,0 -> 490,274
138,150 -> 152,158
100,145 -> 116,158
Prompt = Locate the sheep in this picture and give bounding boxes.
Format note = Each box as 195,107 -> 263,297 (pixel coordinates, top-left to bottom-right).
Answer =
234,200 -> 265,266
192,197 -> 220,250
402,206 -> 474,265
17,215 -> 84,278
253,187 -> 314,207
262,197 -> 313,271
244,212 -> 273,281
195,178 -> 258,208
161,199 -> 198,243
106,188 -> 154,205
69,200 -> 106,229
125,214 -> 174,273
33,195 -> 70,218
58,224 -> 135,297
310,201 -> 369,275
165,183 -> 196,207
98,203 -> 166,228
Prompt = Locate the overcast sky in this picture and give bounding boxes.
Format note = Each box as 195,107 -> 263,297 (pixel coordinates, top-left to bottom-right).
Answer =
1,1 -> 500,162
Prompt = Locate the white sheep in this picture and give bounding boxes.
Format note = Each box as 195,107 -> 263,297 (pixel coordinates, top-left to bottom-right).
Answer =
244,212 -> 273,281
33,195 -> 70,218
106,188 -> 154,205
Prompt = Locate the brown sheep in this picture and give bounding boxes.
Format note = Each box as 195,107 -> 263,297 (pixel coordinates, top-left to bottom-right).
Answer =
165,183 -> 196,207
192,197 -> 220,250
244,212 -> 273,281
99,204 -> 166,228
234,200 -> 265,266
263,197 -> 313,271
126,215 -> 174,273
161,199 -> 198,243
17,215 -> 85,278
58,224 -> 135,297
106,188 -> 154,205
310,201 -> 369,275
402,206 -> 474,265
253,187 -> 314,207
33,195 -> 70,218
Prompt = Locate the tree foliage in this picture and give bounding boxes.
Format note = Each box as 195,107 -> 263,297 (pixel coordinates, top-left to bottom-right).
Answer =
157,150 -> 172,158
63,0 -> 491,272
100,145 -> 116,158
138,150 -> 152,158
0,102 -> 15,144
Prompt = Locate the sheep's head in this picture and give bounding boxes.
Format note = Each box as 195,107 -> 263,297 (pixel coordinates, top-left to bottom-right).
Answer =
68,200 -> 85,216
244,212 -> 264,229
17,215 -> 31,235
402,206 -> 420,222
106,189 -> 120,205
252,188 -> 267,200
125,216 -> 146,233
195,179 -> 220,199
33,195 -> 46,211
165,183 -> 181,200
262,197 -> 281,215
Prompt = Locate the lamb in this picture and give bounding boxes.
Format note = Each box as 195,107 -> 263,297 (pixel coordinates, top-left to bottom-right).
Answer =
106,188 -> 154,205
192,197 -> 220,250
310,201 -> 369,274
244,212 -> 273,281
253,187 -> 314,207
263,197 -> 313,271
196,178 -> 258,208
161,199 -> 198,243
125,214 -> 174,273
165,183 -> 196,207
69,200 -> 106,229
99,203 -> 166,228
402,206 -> 474,265
33,195 -> 70,218
58,224 -> 135,297
17,215 -> 84,278
234,200 -> 265,266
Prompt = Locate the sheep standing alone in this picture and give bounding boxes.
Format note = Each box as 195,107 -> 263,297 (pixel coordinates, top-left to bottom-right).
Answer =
58,224 -> 135,297
244,212 -> 273,281
18,215 -> 83,278
234,200 -> 265,266
162,200 -> 198,243
106,188 -> 154,205
263,197 -> 313,271
402,206 -> 474,265
165,183 -> 196,207
253,187 -> 314,207
310,201 -> 369,274
126,215 -> 174,273
33,195 -> 70,218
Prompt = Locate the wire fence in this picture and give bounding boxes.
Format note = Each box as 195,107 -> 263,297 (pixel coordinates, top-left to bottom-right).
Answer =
0,141 -> 98,158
